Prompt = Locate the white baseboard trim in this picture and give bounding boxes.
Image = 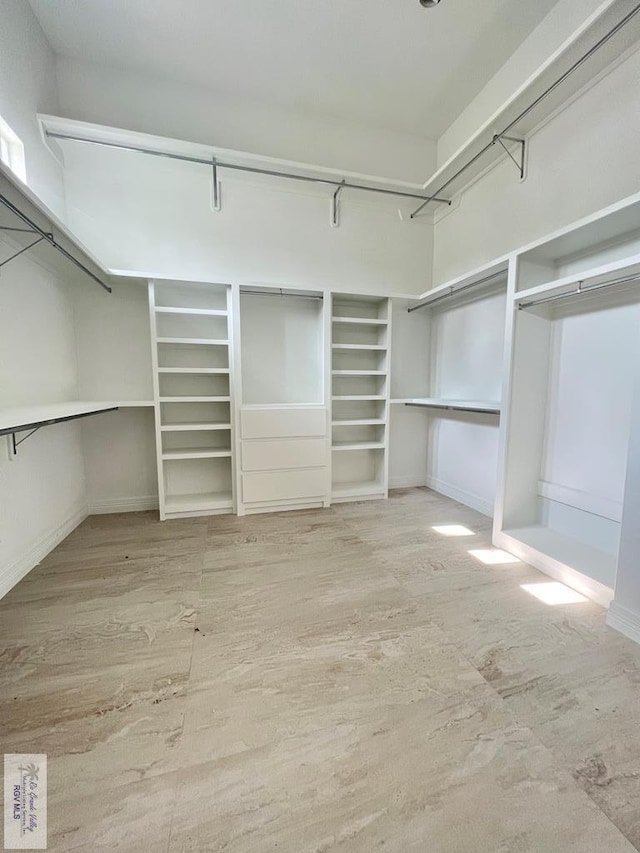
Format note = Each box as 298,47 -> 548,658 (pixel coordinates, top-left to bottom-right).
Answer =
388,475 -> 428,489
87,495 -> 159,514
0,502 -> 88,600
606,602 -> 640,645
426,476 -> 493,517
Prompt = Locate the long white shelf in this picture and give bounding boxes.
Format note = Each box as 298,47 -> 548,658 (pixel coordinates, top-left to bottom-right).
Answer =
515,254 -> 640,304
155,306 -> 227,317
331,317 -> 387,326
332,343 -> 387,351
332,480 -> 386,498
164,491 -> 233,514
391,397 -> 501,415
332,370 -> 386,377
162,448 -> 232,460
160,422 -> 231,431
332,395 -> 386,401
157,337 -> 229,346
159,396 -> 231,403
0,401 -> 119,435
332,418 -> 386,426
332,441 -> 385,451
157,368 -> 230,374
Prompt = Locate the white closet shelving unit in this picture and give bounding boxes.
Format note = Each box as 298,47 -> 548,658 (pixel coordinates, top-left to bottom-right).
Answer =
330,294 -> 391,502
149,280 -> 236,519
495,193 -> 640,607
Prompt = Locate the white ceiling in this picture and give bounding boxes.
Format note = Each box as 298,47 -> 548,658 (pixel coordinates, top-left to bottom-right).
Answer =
28,0 -> 561,140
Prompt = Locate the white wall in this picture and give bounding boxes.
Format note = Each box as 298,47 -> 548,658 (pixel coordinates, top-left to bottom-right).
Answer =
0,0 -> 66,215
55,57 -> 437,184
60,142 -> 432,296
433,44 -> 640,284
0,249 -> 86,595
426,290 -> 506,515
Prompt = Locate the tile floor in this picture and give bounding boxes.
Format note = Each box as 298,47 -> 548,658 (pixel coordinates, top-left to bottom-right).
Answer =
1,488 -> 639,851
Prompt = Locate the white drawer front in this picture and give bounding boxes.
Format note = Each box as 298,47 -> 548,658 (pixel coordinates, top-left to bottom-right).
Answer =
241,407 -> 326,439
242,438 -> 327,472
242,468 -> 328,503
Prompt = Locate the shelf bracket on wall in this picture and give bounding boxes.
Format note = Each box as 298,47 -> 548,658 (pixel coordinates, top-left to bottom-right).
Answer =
331,180 -> 346,228
0,192 -> 112,292
0,235 -> 45,269
211,159 -> 221,211
496,135 -> 526,180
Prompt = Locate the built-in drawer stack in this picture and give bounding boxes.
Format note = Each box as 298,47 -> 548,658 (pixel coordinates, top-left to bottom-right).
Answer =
239,405 -> 329,513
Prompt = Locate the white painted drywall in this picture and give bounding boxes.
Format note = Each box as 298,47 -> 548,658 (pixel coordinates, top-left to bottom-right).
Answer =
0,0 -> 66,215
240,293 -> 324,405
60,141 -> 432,295
0,248 -> 86,595
55,57 -> 437,184
426,290 -> 506,515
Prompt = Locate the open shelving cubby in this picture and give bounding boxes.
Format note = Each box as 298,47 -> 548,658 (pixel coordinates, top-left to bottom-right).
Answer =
150,280 -> 235,519
330,294 -> 390,502
496,234 -> 640,605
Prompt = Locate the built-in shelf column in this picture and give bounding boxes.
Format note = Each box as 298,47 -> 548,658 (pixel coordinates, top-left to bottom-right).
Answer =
149,280 -> 235,519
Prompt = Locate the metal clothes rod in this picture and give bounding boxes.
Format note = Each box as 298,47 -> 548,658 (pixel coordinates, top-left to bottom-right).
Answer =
405,402 -> 501,415
240,288 -> 323,301
518,270 -> 640,310
45,131 -> 452,207
0,193 -> 112,293
410,1 -> 640,219
408,269 -> 507,312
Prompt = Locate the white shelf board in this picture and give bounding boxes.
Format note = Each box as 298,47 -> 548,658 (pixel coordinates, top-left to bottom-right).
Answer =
157,367 -> 230,374
332,418 -> 386,426
159,396 -> 231,403
160,422 -> 231,431
157,337 -> 229,346
331,317 -> 387,326
412,258 -> 509,307
0,162 -> 111,286
332,370 -> 386,376
332,480 -> 386,498
332,344 -> 387,351
502,525 -> 616,598
332,395 -> 386,401
515,254 -> 640,303
391,398 -> 501,415
162,448 -> 232,460
164,491 -> 233,514
332,442 -> 385,451
0,401 -> 119,434
155,306 -> 227,317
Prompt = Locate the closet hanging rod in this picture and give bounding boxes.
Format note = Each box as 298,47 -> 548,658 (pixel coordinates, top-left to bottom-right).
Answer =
518,270 -> 640,311
408,269 -> 507,312
240,288 -> 323,301
45,131 -> 452,207
0,193 -> 111,292
409,1 -> 640,219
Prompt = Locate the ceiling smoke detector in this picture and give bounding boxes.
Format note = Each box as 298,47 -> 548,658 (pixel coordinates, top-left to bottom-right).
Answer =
419,0 -> 442,6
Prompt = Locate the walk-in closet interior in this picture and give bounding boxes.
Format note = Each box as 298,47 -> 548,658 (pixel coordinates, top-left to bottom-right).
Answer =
3,0 -> 640,848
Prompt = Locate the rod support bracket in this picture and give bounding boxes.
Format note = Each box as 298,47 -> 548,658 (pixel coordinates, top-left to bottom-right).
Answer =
211,159 -> 221,211
496,135 -> 526,180
331,180 -> 346,228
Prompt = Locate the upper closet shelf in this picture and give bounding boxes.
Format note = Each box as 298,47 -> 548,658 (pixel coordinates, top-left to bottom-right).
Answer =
0,402 -> 120,447
409,259 -> 509,312
392,398 -> 501,415
411,0 -> 640,217
0,163 -> 111,292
